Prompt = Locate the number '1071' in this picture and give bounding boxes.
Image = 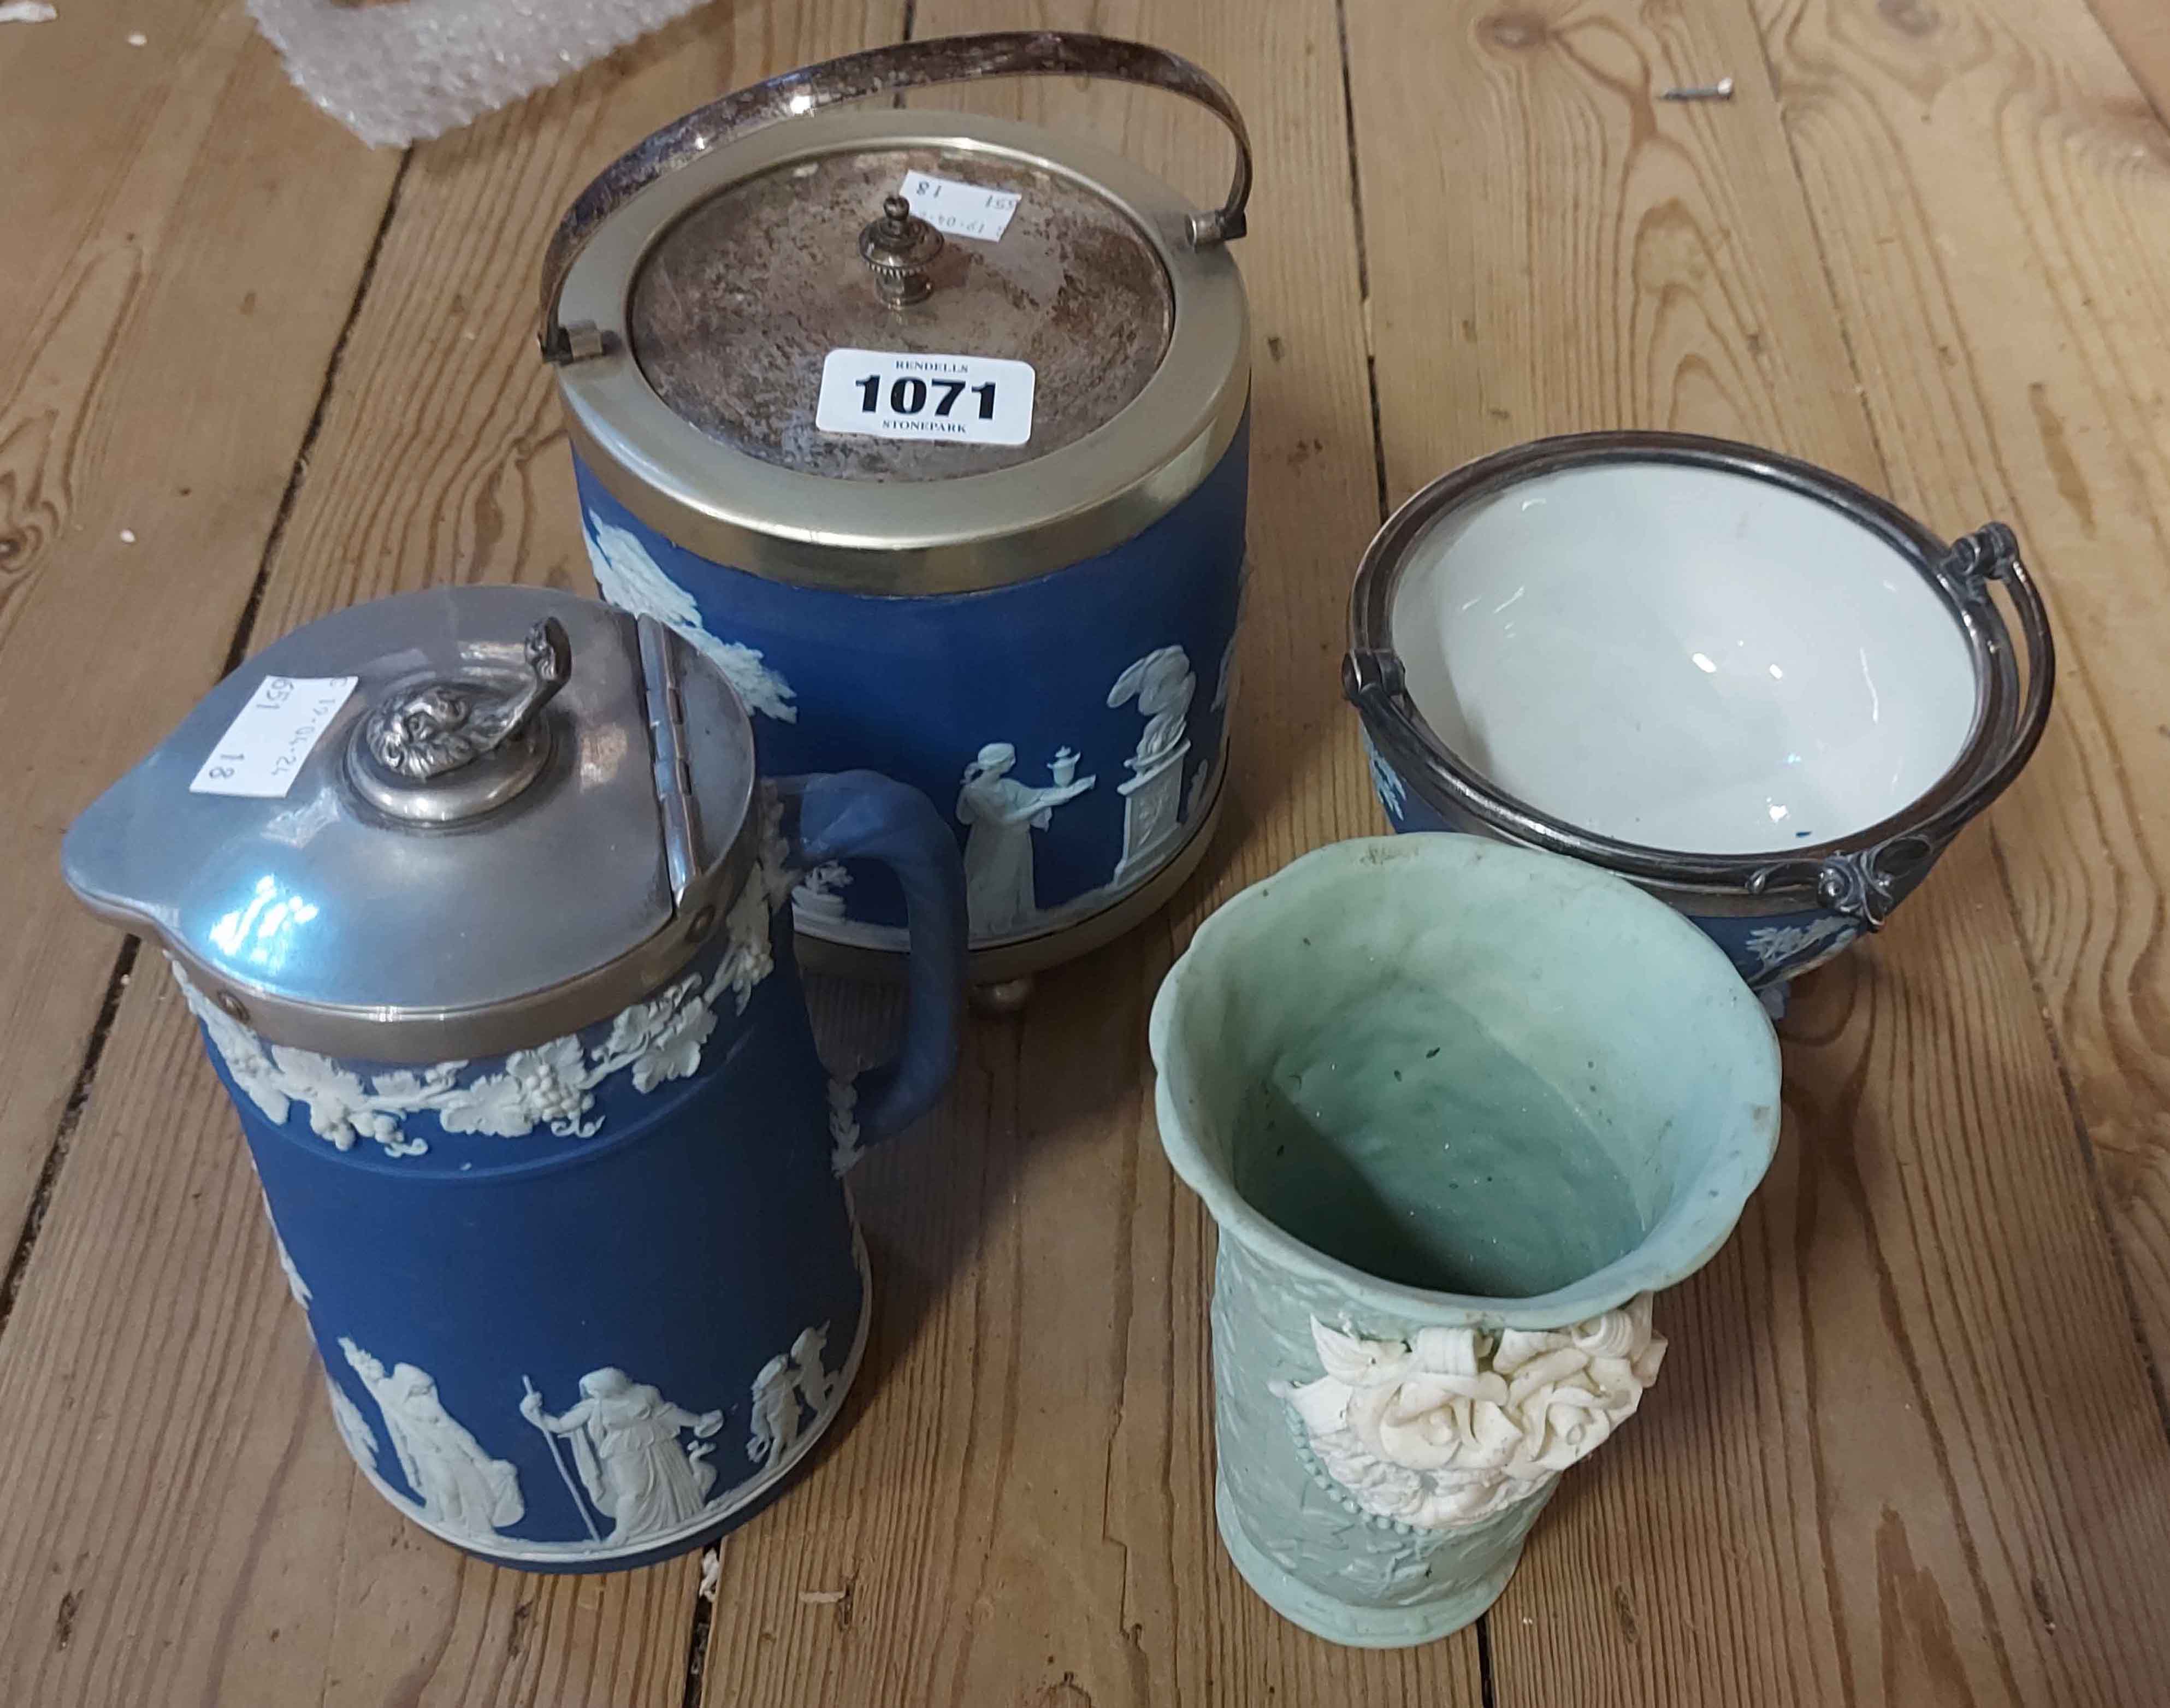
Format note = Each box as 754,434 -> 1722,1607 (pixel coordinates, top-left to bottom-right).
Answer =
855,375 -> 997,419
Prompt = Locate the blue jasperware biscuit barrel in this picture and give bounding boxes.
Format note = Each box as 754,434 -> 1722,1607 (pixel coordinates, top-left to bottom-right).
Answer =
540,33 -> 1255,994
62,584 -> 967,1571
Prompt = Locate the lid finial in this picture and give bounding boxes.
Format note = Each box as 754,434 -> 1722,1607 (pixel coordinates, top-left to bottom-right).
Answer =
351,616 -> 572,824
858,194 -> 944,308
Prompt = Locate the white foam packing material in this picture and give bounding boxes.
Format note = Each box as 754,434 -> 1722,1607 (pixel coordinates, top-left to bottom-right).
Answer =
246,0 -> 707,149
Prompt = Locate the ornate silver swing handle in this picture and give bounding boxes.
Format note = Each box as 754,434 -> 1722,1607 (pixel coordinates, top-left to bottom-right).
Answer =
539,31 -> 1255,358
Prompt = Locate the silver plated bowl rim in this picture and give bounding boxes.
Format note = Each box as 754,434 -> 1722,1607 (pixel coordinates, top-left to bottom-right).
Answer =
1344,430 -> 2056,909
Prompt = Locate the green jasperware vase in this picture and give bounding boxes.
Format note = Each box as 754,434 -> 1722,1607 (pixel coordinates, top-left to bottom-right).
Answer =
1150,835 -> 1781,1646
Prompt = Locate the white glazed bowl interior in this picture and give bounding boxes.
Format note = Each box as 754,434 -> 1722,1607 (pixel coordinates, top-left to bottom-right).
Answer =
1389,462 -> 1979,855
1151,836 -> 1782,1328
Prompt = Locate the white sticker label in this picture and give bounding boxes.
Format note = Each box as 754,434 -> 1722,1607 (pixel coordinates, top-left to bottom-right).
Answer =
896,171 -> 1020,241
188,675 -> 358,799
815,348 -> 1036,446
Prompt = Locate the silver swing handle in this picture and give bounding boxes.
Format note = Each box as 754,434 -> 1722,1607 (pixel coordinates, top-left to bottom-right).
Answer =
539,30 -> 1254,358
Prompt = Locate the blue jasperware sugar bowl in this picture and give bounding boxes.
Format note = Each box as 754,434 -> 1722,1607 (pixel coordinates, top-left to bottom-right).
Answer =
1345,433 -> 2055,994
539,33 -> 1253,1000
62,584 -> 966,1571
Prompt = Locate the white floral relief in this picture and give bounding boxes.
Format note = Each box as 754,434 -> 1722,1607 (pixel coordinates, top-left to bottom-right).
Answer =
1278,1294 -> 1665,1530
583,511 -> 797,722
1362,728 -> 1409,822
170,803 -> 796,1156
792,860 -> 851,924
1742,914 -> 1856,975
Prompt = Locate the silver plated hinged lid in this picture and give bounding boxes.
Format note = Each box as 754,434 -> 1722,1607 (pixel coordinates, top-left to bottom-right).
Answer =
62,584 -> 759,1061
623,146 -> 1175,483
543,32 -> 1253,595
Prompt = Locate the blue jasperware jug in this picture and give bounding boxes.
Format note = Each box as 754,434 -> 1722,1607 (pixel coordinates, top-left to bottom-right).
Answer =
62,583 -> 966,1571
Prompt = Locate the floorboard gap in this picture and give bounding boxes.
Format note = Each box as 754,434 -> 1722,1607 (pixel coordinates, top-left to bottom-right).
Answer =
1476,1609 -> 1499,1708
1331,0 -> 1388,524
678,1546 -> 719,1708
218,149 -> 414,677
0,935 -> 140,1343
0,126 -> 414,1364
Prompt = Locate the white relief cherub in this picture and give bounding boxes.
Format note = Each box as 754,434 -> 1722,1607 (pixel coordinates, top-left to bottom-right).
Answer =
748,1322 -> 839,1468
791,1325 -> 838,1413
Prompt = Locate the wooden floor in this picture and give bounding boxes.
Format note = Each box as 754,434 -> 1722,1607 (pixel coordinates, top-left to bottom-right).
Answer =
4,0 -> 2169,1701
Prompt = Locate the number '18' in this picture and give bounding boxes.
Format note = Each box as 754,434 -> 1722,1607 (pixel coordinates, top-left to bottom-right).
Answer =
856,375 -> 998,419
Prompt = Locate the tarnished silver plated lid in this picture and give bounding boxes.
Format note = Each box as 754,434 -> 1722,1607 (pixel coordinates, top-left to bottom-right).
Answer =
624,148 -> 1174,483
543,33 -> 1253,594
62,585 -> 758,1060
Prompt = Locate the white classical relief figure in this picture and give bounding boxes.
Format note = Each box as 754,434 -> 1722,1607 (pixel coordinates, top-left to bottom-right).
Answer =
748,1356 -> 805,1467
583,511 -> 797,722
1278,1295 -> 1666,1529
521,1368 -> 725,1546
956,743 -> 1096,936
327,1379 -> 379,1472
340,1338 -> 524,1539
1108,647 -> 1196,890
748,1322 -> 838,1468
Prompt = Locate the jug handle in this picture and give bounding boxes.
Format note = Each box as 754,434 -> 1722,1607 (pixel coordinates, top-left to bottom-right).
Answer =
775,771 -> 967,1148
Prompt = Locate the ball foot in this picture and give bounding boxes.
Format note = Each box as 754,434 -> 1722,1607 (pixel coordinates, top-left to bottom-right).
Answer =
971,976 -> 1035,1016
